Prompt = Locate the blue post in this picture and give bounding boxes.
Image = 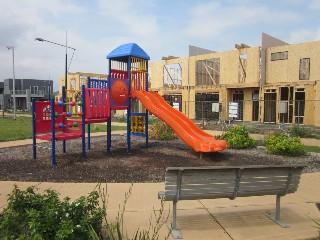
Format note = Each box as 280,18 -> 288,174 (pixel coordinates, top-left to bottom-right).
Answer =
88,124 -> 91,149
32,98 -> 37,159
145,61 -> 149,148
62,86 -> 66,153
81,85 -> 86,157
50,99 -> 56,165
127,56 -> 131,152
107,59 -> 112,153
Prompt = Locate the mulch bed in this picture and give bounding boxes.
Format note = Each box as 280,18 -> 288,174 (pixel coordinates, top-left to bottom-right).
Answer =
0,136 -> 319,183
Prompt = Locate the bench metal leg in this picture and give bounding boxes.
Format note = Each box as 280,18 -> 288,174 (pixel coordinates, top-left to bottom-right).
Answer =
268,195 -> 289,228
168,200 -> 183,239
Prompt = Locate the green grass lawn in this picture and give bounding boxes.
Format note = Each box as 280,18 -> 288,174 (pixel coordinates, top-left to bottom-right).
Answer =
0,117 -> 126,142
1,117 -> 320,154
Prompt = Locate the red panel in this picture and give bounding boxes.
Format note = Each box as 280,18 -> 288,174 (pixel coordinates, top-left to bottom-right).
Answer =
85,88 -> 110,121
34,101 -> 83,141
110,70 -> 128,79
35,101 -> 64,133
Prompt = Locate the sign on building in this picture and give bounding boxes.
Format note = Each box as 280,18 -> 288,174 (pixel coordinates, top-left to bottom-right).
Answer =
212,102 -> 220,113
172,102 -> 180,111
229,102 -> 238,118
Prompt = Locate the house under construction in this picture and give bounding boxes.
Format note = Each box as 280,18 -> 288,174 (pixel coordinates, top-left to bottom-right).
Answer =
149,33 -> 320,127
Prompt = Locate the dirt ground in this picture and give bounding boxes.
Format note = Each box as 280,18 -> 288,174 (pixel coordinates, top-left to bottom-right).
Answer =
0,135 -> 319,183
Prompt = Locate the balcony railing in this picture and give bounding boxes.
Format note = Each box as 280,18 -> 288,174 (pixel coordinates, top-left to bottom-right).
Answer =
11,90 -> 45,96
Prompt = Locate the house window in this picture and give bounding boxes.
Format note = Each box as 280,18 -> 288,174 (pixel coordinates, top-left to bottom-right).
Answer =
239,54 -> 247,83
30,86 -> 38,94
271,51 -> 288,61
163,63 -> 182,87
299,58 -> 310,80
196,58 -> 220,86
70,78 -> 76,90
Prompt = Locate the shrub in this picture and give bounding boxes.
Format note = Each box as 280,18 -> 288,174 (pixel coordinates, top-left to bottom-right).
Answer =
0,184 -> 169,240
149,119 -> 177,140
265,132 -> 306,156
0,185 -> 104,240
290,125 -> 312,138
217,125 -> 255,149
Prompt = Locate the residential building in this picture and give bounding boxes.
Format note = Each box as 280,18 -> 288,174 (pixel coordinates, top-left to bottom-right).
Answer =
0,78 -> 53,111
56,72 -> 107,101
149,33 -> 320,127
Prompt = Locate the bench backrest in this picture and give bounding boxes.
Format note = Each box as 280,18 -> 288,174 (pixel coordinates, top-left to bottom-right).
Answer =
163,166 -> 304,201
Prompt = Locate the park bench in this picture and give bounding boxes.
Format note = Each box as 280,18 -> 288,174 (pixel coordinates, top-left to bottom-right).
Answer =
158,165 -> 305,239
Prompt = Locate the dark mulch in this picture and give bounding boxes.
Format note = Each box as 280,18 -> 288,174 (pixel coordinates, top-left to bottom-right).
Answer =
0,136 -> 319,183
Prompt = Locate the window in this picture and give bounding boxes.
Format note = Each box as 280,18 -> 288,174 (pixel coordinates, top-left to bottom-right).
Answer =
299,58 -> 310,80
70,78 -> 76,90
271,51 -> 288,61
239,54 -> 247,83
163,63 -> 182,87
30,86 -> 38,94
196,58 -> 220,86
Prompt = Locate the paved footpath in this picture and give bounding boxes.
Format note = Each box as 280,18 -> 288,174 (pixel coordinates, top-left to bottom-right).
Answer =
1,173 -> 320,240
0,127 -> 320,239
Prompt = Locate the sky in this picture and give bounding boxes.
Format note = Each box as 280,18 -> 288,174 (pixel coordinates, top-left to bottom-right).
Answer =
1,0 -> 320,91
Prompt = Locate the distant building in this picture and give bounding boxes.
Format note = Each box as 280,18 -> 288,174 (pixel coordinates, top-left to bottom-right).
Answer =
0,78 -> 53,111
149,33 -> 320,127
56,72 -> 107,101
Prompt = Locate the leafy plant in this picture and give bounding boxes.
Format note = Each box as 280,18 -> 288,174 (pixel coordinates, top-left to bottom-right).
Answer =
217,125 -> 255,149
0,185 -> 104,239
290,125 -> 320,140
265,132 -> 306,156
290,125 -> 312,138
0,184 -> 170,240
149,119 -> 177,140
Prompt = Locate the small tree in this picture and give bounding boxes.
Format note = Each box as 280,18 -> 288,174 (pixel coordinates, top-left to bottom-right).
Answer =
149,119 -> 177,140
217,125 -> 255,149
265,132 -> 306,156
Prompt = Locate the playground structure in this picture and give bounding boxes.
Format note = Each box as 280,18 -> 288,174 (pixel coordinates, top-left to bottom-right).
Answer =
32,43 -> 227,165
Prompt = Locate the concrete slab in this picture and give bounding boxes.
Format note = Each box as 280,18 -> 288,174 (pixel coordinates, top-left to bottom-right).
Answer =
207,203 -> 319,240
296,172 -> 320,202
168,208 -> 232,240
1,173 -> 320,240
106,209 -> 171,239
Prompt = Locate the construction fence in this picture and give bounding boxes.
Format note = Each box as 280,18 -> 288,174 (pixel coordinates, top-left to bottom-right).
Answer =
162,99 -> 320,130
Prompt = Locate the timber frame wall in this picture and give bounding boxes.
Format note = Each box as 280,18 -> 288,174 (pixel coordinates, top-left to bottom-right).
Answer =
149,36 -> 320,127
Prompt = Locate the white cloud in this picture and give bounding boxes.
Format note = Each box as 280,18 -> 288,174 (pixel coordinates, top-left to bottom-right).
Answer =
308,0 -> 320,10
1,0 -> 319,92
98,0 -> 158,37
184,1 -> 301,40
288,28 -> 320,43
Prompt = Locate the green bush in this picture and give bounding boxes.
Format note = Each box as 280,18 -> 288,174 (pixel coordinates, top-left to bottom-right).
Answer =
149,119 -> 177,140
0,185 -> 104,240
0,184 -> 169,240
217,125 -> 255,149
265,132 -> 306,156
290,125 -> 312,138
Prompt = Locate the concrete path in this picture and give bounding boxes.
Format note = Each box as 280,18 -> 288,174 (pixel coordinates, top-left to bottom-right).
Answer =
1,129 -> 320,149
1,173 -> 320,240
1,124 -> 320,239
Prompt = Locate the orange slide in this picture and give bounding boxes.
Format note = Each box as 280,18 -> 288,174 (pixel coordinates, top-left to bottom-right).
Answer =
131,90 -> 227,152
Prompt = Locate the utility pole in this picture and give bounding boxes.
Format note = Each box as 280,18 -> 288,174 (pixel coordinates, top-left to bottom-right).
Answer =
7,46 -> 16,120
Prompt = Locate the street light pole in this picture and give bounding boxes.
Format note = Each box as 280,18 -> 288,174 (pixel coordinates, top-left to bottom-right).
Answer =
35,36 -> 76,97
7,46 -> 16,120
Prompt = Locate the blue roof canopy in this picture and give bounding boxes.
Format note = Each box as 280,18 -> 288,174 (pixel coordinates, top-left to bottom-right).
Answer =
107,43 -> 150,60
